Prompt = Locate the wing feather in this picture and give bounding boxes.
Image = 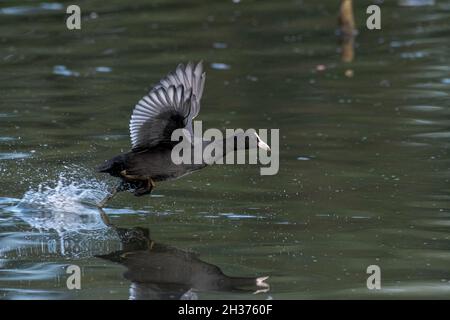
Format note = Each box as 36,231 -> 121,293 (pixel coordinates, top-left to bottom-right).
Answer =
129,61 -> 206,150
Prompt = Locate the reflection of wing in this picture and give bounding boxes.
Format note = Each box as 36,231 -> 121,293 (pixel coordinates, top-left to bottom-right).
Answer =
129,62 -> 206,151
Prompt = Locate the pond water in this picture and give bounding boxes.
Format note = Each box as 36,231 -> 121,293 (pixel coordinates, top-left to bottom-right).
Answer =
0,0 -> 449,299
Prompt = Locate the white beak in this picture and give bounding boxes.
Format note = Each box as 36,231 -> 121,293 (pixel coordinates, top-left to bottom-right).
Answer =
254,132 -> 271,151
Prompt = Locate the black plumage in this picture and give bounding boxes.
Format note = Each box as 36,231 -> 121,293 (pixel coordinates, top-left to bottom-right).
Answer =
97,61 -> 269,207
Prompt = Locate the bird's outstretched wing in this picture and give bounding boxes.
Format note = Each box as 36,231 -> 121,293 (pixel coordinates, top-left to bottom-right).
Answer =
129,61 -> 206,151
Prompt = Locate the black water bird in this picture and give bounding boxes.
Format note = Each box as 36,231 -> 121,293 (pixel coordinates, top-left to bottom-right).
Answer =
97,61 -> 270,207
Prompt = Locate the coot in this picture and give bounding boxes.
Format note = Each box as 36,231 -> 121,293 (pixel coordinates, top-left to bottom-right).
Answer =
97,61 -> 270,207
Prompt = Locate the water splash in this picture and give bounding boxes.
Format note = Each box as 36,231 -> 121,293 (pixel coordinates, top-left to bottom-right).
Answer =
12,166 -> 110,233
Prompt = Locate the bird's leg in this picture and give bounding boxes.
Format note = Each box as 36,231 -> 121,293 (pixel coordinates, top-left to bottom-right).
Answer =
98,206 -> 112,226
149,178 -> 156,189
120,170 -> 147,182
97,184 -> 119,208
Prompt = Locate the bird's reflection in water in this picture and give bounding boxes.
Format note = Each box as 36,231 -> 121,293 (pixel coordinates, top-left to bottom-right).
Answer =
6,198 -> 268,299
97,224 -> 269,300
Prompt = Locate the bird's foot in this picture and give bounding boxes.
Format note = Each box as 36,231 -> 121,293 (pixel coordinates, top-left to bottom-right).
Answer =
133,178 -> 155,197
